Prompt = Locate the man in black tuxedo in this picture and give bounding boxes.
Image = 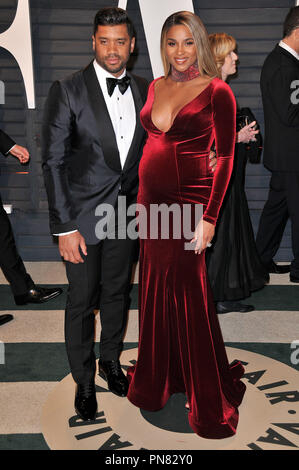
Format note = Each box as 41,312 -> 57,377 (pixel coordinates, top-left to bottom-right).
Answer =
42,7 -> 148,421
256,7 -> 299,281
0,129 -> 62,326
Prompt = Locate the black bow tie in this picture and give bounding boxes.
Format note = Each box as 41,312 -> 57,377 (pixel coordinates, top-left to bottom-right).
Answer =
106,75 -> 131,97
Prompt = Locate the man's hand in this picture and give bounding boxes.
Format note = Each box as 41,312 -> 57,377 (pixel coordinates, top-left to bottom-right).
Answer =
59,231 -> 87,264
9,144 -> 30,164
209,150 -> 217,172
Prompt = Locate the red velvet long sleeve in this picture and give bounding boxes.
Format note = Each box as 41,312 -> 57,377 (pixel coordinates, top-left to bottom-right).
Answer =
203,81 -> 236,226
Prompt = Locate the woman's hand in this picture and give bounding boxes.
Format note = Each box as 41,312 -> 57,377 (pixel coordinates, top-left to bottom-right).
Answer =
237,121 -> 259,144
191,219 -> 215,254
209,150 -> 217,172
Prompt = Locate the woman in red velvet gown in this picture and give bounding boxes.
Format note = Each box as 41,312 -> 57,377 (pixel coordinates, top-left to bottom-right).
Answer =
127,11 -> 246,439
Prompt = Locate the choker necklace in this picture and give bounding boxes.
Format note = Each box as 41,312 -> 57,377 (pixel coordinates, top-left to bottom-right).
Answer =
170,61 -> 200,82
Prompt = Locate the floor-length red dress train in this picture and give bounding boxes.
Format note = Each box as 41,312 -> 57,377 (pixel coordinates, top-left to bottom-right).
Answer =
127,77 -> 246,439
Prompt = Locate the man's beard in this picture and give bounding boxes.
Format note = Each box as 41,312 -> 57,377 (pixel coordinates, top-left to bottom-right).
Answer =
95,53 -> 129,75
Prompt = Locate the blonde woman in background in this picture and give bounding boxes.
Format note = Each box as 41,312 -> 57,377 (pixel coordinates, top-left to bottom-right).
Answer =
206,33 -> 269,314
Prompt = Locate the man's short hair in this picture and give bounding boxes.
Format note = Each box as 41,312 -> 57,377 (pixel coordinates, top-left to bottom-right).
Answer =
283,6 -> 299,38
93,7 -> 135,38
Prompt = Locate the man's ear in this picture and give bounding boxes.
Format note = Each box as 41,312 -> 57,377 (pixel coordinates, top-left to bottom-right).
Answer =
130,37 -> 136,54
92,35 -> 95,52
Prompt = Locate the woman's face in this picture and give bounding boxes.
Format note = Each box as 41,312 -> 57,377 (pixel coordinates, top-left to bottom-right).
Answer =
222,50 -> 238,77
165,25 -> 197,72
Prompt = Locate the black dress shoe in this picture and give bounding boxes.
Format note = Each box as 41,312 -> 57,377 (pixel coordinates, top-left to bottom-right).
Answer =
216,301 -> 255,314
98,359 -> 129,397
14,286 -> 62,305
290,274 -> 299,283
266,260 -> 290,274
75,381 -> 97,421
0,314 -> 13,326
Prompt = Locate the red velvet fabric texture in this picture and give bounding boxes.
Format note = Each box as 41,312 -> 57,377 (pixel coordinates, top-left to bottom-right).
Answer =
127,77 -> 246,439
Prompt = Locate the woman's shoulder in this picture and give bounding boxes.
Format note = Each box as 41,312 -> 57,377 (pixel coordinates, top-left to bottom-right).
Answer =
210,77 -> 235,100
145,76 -> 164,96
149,76 -> 165,87
210,76 -> 230,91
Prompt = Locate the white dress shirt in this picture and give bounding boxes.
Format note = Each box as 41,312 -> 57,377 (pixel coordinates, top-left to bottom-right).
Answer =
93,60 -> 136,168
55,60 -> 136,236
279,40 -> 299,60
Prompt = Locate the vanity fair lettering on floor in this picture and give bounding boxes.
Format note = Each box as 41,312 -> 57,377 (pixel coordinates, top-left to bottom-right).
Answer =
67,363 -> 299,451
1,262 -> 298,449
243,366 -> 299,450
41,347 -> 299,450
69,410 -> 136,450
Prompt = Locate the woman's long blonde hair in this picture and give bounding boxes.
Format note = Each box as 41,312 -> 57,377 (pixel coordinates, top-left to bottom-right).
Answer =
209,33 -> 237,75
160,11 -> 219,79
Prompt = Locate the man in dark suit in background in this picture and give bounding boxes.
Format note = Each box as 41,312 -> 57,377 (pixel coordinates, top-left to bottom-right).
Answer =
256,6 -> 299,280
42,8 -> 148,421
0,129 -> 62,326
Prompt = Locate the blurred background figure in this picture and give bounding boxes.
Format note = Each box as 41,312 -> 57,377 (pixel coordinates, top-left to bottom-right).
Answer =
0,129 -> 62,326
255,6 -> 299,281
206,33 -> 269,315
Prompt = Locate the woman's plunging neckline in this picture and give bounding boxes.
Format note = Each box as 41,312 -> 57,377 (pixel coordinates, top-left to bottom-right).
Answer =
150,77 -> 215,134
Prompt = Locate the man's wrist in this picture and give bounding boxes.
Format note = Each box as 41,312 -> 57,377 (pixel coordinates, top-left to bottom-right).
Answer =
5,144 -> 16,155
54,230 -> 78,236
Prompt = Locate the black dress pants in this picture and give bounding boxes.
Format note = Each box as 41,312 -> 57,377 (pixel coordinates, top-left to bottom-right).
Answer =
64,207 -> 137,384
256,171 -> 299,277
0,193 -> 34,296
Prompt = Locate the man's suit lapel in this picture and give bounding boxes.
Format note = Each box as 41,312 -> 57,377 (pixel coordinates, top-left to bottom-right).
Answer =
123,72 -> 145,172
83,62 -> 122,172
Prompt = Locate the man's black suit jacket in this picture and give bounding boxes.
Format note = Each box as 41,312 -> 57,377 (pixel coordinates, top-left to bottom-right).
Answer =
0,129 -> 15,156
42,62 -> 148,244
260,44 -> 299,172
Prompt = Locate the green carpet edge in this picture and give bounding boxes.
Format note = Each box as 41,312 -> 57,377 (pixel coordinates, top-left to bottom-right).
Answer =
0,342 -> 297,383
1,284 -> 299,311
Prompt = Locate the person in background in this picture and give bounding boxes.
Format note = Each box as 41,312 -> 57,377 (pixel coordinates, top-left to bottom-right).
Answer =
255,6 -> 299,281
0,129 -> 62,326
206,33 -> 269,314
